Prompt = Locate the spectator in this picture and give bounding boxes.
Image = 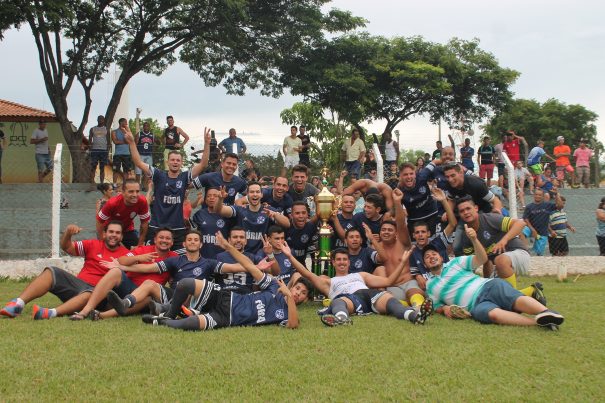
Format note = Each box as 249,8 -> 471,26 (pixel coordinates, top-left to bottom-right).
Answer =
134,120 -> 155,191
523,188 -> 560,256
502,130 -> 527,164
366,168 -> 378,182
536,166 -> 556,201
596,197 -> 605,256
311,176 -> 322,189
514,161 -> 534,208
363,150 -> 377,178
382,132 -> 399,166
297,125 -> 311,167
241,158 -> 261,182
96,183 -> 114,214
548,196 -> 575,257
87,115 -> 110,187
218,128 -> 246,155
477,136 -> 495,187
30,121 -> 53,183
493,135 -> 505,187
573,139 -> 594,188
526,139 -> 556,175
432,134 -> 455,160
553,135 -> 574,188
282,126 -> 302,176
460,138 -> 475,172
111,118 -> 133,186
0,124 -> 5,184
423,153 -> 431,165
162,115 -> 189,168
341,128 -> 366,180
415,157 -> 425,171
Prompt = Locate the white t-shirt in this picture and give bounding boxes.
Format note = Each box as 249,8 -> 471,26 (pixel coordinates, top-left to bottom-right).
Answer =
31,128 -> 49,154
283,136 -> 302,157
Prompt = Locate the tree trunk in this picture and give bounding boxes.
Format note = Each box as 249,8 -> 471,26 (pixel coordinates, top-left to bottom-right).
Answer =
58,121 -> 90,183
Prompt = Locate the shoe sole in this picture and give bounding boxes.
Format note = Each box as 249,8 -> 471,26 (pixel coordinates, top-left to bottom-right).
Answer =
0,309 -> 19,318
536,311 -> 564,327
321,314 -> 351,327
450,305 -> 471,319
141,314 -> 166,326
107,291 -> 127,316
415,299 -> 433,325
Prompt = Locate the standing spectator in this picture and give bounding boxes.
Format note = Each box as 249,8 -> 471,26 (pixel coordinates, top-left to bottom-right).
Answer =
553,136 -> 574,188
363,150 -> 377,178
87,115 -> 110,187
134,118 -> 155,191
282,126 -> 302,176
432,134 -> 455,160
573,139 -> 594,188
522,188 -> 560,256
0,124 -> 5,184
382,132 -> 399,166
477,136 -> 495,187
30,121 -> 53,183
502,130 -> 528,164
111,118 -> 133,186
341,128 -> 366,180
460,138 -> 475,172
218,128 -> 246,155
526,139 -> 556,175
493,135 -> 505,187
596,197 -> 605,256
514,161 -> 534,208
536,166 -> 556,201
548,196 -> 575,257
162,115 -> 189,168
241,158 -> 261,182
297,125 -> 311,167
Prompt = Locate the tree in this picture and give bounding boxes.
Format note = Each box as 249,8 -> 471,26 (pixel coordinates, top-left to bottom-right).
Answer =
280,34 -> 519,136
1,1 -> 363,181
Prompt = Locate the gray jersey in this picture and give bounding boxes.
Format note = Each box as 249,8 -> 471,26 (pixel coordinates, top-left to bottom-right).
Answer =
31,128 -> 49,154
89,125 -> 108,150
460,213 -> 527,256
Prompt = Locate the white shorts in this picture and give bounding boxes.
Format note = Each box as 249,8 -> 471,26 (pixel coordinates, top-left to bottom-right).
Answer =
284,155 -> 299,169
498,249 -> 531,276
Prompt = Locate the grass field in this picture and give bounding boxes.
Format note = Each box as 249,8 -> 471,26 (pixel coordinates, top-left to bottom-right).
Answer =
1,275 -> 604,402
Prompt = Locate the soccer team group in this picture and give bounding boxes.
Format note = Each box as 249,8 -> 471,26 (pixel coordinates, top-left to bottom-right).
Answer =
0,126 -> 565,332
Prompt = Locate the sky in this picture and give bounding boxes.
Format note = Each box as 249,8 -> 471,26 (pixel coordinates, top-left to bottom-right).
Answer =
1,0 -> 603,155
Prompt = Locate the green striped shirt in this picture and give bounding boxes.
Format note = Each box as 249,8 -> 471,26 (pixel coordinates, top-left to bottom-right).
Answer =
426,256 -> 492,310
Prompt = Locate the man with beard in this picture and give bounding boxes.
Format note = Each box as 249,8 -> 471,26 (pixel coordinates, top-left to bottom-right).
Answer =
96,179 -> 150,249
124,127 -> 211,249
193,152 -> 247,206
69,228 -> 177,320
1,222 -> 128,319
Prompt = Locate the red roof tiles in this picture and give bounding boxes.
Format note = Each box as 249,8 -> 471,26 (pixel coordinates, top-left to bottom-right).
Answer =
0,99 -> 57,122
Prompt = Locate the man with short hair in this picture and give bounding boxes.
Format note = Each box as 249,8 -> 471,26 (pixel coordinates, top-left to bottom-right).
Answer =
341,128 -> 366,180
134,113 -> 155,190
523,188 -> 560,256
111,118 -> 133,185
218,128 -> 246,155
0,222 -> 128,319
297,125 -> 311,167
189,187 -> 232,258
460,138 -> 475,172
514,160 -> 534,208
573,139 -> 594,188
96,179 -> 150,249
193,153 -> 247,206
285,201 -> 319,266
343,228 -> 380,274
282,126 -> 302,175
288,164 -> 319,211
261,176 -> 294,215
351,193 -> 384,246
124,125 -> 210,249
424,225 -> 564,330
30,121 -> 53,182
527,139 -> 556,175
162,115 -> 189,168
553,136 -> 574,187
87,115 -> 110,186
329,193 -> 356,249
241,159 -> 261,182
502,130 -> 527,165
477,136 -> 496,187
397,162 -> 441,235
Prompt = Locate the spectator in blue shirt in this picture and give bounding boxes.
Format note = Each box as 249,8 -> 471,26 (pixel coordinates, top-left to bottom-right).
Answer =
218,128 -> 247,155
460,138 -> 475,172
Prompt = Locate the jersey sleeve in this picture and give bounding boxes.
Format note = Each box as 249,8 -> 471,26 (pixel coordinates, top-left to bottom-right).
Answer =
157,257 -> 179,274
97,199 -> 113,222
137,198 -> 151,222
205,259 -> 225,275
256,273 -> 278,292
73,239 -> 94,257
192,173 -> 208,190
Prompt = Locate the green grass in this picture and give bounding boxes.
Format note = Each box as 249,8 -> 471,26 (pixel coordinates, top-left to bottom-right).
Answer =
1,275 -> 604,401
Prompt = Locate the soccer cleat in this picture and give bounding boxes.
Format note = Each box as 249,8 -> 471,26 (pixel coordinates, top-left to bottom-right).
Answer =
316,306 -> 330,316
32,304 -> 51,320
88,310 -> 101,321
141,314 -> 168,326
535,309 -> 564,327
531,282 -> 547,306
449,304 -> 471,319
0,299 -> 23,318
181,305 -> 199,317
320,313 -> 352,327
414,299 -> 433,325
107,290 -> 129,316
148,300 -> 170,316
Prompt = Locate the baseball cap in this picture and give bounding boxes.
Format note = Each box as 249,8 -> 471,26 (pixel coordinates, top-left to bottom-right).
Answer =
556,136 -> 564,141
422,244 -> 440,257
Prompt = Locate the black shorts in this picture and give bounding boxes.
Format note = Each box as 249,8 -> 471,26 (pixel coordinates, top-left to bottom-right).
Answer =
122,230 -> 139,249
159,285 -> 175,304
113,155 -> 133,172
497,162 -> 505,177
90,150 -> 109,168
548,236 -> 569,256
334,288 -> 387,315
47,267 -> 94,303
201,287 -> 232,330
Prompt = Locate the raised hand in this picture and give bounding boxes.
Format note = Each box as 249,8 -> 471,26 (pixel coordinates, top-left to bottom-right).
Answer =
464,224 -> 477,241
138,252 -> 159,263
204,127 -> 211,144
277,279 -> 293,299
219,186 -> 228,200
215,231 -> 230,250
281,240 -> 292,256
392,187 -> 404,203
65,224 -> 83,235
262,235 -> 273,255
362,222 -> 374,242
430,187 -> 446,202
136,108 -> 142,118
123,131 -> 135,144
256,258 -> 273,271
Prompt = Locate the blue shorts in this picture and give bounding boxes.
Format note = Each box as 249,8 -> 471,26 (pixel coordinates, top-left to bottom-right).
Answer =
90,150 -> 109,168
345,160 -> 361,179
470,279 -> 523,324
113,271 -> 138,298
35,153 -> 53,171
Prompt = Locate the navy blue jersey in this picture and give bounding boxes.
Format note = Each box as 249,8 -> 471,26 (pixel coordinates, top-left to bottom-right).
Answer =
426,163 -> 474,191
192,171 -> 247,206
348,247 -> 379,273
351,212 -> 382,247
157,255 -> 223,287
215,250 -> 263,293
523,201 -> 556,236
230,275 -> 288,326
446,174 -> 495,214
332,213 -> 354,249
149,167 -> 191,230
285,221 -> 318,265
409,232 -> 451,280
136,131 -> 154,156
189,208 -> 232,258
229,205 -> 274,254
399,165 -> 439,221
261,188 -> 293,215
267,251 -> 296,284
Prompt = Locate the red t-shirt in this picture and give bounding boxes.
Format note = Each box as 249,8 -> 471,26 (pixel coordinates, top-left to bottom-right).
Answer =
97,194 -> 150,232
502,139 -> 521,163
124,245 -> 177,286
74,239 -> 129,286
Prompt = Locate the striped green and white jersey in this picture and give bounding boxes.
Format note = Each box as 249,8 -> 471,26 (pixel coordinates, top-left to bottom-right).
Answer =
426,256 -> 492,310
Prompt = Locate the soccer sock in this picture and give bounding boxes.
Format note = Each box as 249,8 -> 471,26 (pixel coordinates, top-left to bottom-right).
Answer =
503,273 -> 517,289
48,308 -> 57,318
410,294 -> 425,309
166,316 -> 200,331
330,299 -> 349,319
386,298 -> 416,321
166,278 -> 196,319
519,285 -> 534,297
399,300 -> 410,307
124,294 -> 137,308
15,298 -> 25,308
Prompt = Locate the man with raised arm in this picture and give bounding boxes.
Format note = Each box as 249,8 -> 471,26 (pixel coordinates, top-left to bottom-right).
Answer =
192,152 -> 247,206
425,224 -> 564,330
124,125 -> 211,249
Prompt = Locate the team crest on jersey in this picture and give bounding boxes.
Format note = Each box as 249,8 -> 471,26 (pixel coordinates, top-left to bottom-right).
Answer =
216,219 -> 225,228
228,188 -> 236,196
257,215 -> 266,224
301,234 -> 309,243
193,267 -> 202,276
354,260 -> 363,269
176,181 -> 183,189
419,186 -> 426,194
275,309 -> 285,320
284,259 -> 291,268
483,231 -> 491,240
130,212 -> 137,218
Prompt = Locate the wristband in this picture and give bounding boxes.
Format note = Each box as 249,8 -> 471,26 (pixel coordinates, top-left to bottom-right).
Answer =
266,253 -> 275,261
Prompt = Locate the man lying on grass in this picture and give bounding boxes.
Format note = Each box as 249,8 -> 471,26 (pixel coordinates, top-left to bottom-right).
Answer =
424,224 -> 565,330
139,232 -> 310,330
292,245 -> 433,327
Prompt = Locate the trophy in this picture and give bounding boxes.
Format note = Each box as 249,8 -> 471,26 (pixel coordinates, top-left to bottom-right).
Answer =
313,168 -> 337,278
